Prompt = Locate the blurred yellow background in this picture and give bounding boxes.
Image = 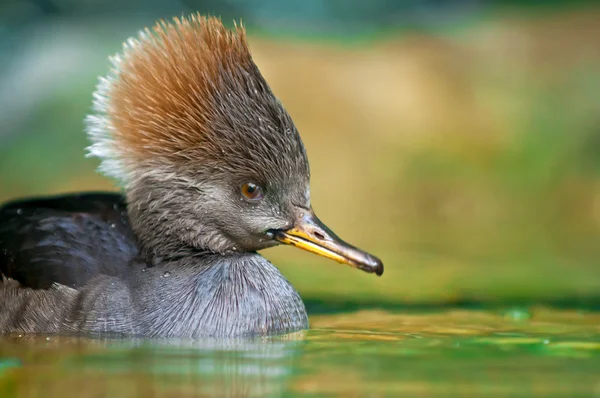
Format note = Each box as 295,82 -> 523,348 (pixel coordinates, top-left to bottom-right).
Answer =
1,1 -> 599,305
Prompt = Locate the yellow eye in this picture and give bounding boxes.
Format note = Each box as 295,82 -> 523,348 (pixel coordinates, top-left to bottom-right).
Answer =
241,182 -> 264,200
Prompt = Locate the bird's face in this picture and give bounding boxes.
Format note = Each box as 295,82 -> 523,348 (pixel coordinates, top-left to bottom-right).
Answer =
211,174 -> 384,276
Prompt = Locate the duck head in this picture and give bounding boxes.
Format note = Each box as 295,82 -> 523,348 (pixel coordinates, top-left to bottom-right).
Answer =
86,15 -> 383,276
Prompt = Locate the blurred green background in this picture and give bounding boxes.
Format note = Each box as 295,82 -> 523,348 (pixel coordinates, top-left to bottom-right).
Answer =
1,0 -> 599,306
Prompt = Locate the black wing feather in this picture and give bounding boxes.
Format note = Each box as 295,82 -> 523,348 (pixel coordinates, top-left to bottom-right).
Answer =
0,192 -> 139,289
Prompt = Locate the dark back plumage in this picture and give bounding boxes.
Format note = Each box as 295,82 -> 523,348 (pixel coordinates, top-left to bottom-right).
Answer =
0,193 -> 137,289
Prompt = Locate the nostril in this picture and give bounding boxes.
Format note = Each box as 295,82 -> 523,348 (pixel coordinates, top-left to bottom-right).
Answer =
313,231 -> 325,240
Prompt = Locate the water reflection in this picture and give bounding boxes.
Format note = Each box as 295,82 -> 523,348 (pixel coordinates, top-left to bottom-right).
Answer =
0,331 -> 307,397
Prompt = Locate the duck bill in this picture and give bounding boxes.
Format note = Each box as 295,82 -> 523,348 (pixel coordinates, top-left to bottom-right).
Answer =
271,210 -> 384,276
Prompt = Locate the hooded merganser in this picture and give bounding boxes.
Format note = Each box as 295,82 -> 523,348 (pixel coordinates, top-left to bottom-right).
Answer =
0,15 -> 383,338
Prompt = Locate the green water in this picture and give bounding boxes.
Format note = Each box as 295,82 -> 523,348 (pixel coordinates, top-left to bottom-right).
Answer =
1,308 -> 599,397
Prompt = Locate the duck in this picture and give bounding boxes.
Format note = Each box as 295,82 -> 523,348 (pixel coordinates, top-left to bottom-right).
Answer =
0,14 -> 383,338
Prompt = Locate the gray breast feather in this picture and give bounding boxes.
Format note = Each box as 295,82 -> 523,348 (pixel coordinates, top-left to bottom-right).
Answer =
0,253 -> 308,337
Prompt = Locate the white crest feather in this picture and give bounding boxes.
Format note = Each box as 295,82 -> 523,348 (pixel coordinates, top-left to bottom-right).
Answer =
84,34 -> 144,185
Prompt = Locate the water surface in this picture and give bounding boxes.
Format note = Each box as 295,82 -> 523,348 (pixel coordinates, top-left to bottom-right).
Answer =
1,308 -> 599,397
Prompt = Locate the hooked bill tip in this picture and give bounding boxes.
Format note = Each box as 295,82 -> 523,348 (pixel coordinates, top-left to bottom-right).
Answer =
362,256 -> 384,276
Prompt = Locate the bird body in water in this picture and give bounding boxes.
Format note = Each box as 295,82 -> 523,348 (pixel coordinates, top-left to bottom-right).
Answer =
0,15 -> 383,338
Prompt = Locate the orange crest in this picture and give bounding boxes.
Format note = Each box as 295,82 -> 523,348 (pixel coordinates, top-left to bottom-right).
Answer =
86,14 -> 253,182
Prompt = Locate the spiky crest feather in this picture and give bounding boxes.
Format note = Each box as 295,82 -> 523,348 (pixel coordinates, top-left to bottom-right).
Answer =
85,14 -> 255,183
